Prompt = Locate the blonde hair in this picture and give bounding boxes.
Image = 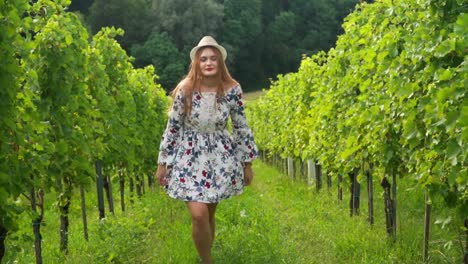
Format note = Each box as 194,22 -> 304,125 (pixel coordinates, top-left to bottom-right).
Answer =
171,46 -> 237,116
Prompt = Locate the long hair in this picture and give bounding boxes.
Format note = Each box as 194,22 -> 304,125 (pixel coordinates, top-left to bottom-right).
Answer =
170,46 -> 237,116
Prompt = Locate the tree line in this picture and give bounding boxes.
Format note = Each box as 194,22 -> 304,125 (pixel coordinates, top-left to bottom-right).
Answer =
68,0 -> 373,92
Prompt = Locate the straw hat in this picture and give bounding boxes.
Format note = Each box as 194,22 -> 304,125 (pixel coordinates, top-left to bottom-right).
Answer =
190,36 -> 227,61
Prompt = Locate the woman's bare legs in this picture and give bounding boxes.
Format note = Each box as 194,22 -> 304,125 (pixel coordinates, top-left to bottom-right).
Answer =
186,202 -> 218,264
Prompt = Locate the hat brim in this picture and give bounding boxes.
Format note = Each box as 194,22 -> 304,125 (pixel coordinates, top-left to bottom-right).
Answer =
190,44 -> 227,61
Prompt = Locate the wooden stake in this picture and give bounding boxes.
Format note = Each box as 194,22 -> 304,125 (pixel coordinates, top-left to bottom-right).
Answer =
0,225 -> 7,262
367,170 -> 374,225
119,170 -> 125,212
392,172 -> 397,235
59,179 -> 72,253
464,218 -> 468,264
307,160 -> 316,186
31,186 -> 44,264
326,172 -> 332,193
80,186 -> 88,241
349,169 -> 360,216
423,189 -> 431,262
95,160 -> 105,219
338,174 -> 343,201
381,177 -> 395,239
287,157 -> 294,178
104,173 -> 114,214
315,162 -> 322,191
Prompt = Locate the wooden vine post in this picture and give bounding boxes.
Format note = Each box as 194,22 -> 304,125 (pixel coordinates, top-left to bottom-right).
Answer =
79,186 -> 88,241
464,218 -> 468,264
287,157 -> 294,179
381,177 -> 395,238
95,160 -> 105,219
307,160 -> 316,186
349,169 -> 360,216
423,189 -> 431,262
119,169 -> 126,212
0,225 -> 6,261
315,162 -> 322,191
338,174 -> 343,201
103,172 -> 115,214
31,186 -> 44,264
366,170 -> 374,225
326,172 -> 332,193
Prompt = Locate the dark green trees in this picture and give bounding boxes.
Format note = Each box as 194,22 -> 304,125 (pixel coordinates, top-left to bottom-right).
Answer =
83,0 -> 360,91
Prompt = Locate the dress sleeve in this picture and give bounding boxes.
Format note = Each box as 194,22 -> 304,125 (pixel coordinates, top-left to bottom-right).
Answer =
158,90 -> 185,166
229,86 -> 259,163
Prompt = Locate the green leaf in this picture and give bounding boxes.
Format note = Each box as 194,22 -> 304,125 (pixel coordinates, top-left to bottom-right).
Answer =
397,84 -> 413,99
65,34 -> 73,45
0,173 -> 9,184
460,106 -> 468,127
436,85 -> 456,102
434,68 -> 453,81
403,117 -> 419,141
33,143 -> 44,151
434,39 -> 455,58
454,13 -> 468,35
445,110 -> 459,132
446,139 -> 461,166
55,140 -> 68,154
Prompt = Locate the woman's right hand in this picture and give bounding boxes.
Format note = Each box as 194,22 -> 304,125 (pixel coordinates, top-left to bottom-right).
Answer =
156,164 -> 169,186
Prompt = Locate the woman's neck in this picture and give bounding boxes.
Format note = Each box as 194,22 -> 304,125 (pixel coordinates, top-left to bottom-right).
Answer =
200,76 -> 220,91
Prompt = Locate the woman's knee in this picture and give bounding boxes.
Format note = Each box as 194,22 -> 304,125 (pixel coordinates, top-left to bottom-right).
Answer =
192,211 -> 210,225
187,203 -> 210,224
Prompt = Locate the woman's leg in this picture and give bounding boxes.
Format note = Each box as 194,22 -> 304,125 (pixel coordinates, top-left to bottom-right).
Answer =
207,203 -> 218,249
186,202 -> 214,264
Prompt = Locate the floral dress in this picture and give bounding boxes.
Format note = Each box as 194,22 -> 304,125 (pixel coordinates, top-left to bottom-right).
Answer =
158,84 -> 258,203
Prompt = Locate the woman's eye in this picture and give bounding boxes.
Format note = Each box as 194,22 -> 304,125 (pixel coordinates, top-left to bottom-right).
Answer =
200,57 -> 207,62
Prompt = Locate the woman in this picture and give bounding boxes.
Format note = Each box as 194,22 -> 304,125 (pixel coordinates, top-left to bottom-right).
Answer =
156,36 -> 258,264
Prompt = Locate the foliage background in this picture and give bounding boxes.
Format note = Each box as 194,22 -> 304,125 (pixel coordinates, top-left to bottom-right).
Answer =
68,0 -> 373,91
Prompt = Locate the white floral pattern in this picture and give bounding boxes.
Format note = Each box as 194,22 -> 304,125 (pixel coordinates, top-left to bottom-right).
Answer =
158,85 -> 258,203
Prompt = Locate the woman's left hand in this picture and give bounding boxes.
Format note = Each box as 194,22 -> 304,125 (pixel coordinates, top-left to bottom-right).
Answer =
243,164 -> 254,186
156,164 -> 169,186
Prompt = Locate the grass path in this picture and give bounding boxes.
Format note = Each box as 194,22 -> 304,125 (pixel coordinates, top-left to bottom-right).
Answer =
139,161 -> 453,263
5,161 -> 460,263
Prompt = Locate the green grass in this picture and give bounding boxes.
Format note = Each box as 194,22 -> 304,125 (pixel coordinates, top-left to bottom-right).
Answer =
3,161 -> 464,263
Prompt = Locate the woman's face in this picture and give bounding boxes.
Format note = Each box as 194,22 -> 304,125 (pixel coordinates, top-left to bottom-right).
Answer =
199,47 -> 219,77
